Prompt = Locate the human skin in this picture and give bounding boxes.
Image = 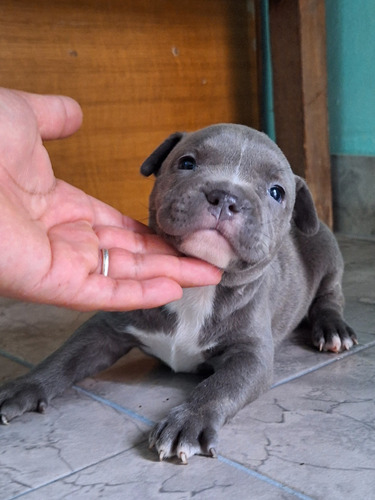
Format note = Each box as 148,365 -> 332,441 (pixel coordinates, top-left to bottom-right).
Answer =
0,88 -> 221,311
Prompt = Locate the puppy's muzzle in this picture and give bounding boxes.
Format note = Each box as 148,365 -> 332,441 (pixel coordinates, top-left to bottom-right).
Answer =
206,189 -> 241,221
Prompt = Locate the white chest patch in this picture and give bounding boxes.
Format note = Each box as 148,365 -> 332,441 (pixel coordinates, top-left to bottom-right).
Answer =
128,286 -> 217,373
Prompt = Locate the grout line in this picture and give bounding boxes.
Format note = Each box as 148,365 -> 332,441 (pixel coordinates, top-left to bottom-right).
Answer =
8,446 -> 313,500
0,349 -> 315,500
336,232 -> 375,243
70,387 -> 315,500
73,385 -> 155,427
2,341 -> 375,500
7,447 -> 135,500
4,375 -> 314,500
0,349 -> 33,369
218,455 -> 314,500
271,341 -> 375,389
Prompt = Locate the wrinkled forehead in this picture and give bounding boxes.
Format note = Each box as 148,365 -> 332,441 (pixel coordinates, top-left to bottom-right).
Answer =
175,125 -> 294,186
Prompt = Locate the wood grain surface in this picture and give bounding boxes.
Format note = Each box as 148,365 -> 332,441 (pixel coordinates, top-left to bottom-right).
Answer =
1,0 -> 259,221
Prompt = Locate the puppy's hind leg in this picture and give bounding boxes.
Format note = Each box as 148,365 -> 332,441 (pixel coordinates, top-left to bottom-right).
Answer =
308,276 -> 357,353
0,312 -> 136,423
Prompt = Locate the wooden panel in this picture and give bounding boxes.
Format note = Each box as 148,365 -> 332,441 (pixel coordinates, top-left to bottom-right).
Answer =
269,0 -> 332,227
0,0 -> 259,221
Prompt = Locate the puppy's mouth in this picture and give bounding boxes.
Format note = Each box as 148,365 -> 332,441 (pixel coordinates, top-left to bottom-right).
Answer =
178,229 -> 236,269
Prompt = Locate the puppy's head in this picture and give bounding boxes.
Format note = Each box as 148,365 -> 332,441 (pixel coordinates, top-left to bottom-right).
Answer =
141,124 -> 319,282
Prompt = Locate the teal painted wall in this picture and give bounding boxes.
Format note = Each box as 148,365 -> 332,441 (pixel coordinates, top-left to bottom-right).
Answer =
326,0 -> 375,156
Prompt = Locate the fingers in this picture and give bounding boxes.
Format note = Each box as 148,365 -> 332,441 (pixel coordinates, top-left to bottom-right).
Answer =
95,223 -> 222,290
44,216 -> 221,312
98,247 -> 222,287
95,225 -> 179,257
13,89 -> 83,140
72,275 -> 185,311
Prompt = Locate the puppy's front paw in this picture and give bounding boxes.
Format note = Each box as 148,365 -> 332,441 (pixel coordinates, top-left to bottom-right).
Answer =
312,311 -> 358,353
0,378 -> 48,424
149,403 -> 219,464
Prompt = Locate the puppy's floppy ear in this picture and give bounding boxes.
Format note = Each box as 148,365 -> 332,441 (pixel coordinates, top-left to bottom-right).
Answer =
293,176 -> 320,235
140,132 -> 185,177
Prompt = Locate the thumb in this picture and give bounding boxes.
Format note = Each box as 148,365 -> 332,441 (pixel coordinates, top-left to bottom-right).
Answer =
14,89 -> 83,140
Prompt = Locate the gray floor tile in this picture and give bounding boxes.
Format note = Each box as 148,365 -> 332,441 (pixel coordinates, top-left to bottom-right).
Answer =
0,358 -> 28,384
338,235 -> 375,336
0,299 -> 92,366
12,447 -> 304,500
0,389 -> 149,500
218,346 -> 375,500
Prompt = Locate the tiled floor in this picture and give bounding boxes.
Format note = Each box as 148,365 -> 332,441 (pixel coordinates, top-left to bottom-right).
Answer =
0,235 -> 374,500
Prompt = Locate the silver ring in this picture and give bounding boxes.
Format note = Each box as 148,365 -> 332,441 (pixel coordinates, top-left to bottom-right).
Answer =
101,248 -> 109,277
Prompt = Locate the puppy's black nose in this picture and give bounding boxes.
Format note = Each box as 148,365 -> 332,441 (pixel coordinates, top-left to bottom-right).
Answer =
206,189 -> 240,220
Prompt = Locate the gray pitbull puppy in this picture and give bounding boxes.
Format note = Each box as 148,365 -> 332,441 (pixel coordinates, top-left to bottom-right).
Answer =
0,124 -> 357,464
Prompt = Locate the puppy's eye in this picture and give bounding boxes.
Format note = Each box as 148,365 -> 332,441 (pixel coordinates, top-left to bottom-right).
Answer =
269,185 -> 285,203
178,156 -> 197,170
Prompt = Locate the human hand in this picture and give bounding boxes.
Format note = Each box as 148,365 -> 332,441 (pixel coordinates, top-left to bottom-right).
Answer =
0,88 -> 221,311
